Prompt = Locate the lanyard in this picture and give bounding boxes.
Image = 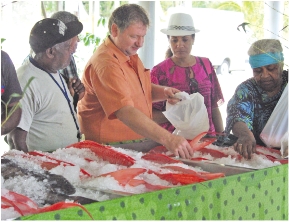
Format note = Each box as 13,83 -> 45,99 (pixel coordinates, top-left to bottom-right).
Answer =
29,57 -> 81,141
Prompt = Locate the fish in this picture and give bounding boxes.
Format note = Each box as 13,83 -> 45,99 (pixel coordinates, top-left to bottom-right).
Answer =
98,168 -> 147,186
2,188 -> 94,219
128,179 -> 171,191
148,145 -> 171,155
189,132 -> 217,151
195,147 -> 231,159
161,165 -> 225,180
255,146 -> 288,164
66,140 -> 136,167
141,153 -> 182,164
28,150 -> 92,177
1,157 -> 97,206
148,133 -> 217,155
148,169 -> 206,185
98,168 -> 172,192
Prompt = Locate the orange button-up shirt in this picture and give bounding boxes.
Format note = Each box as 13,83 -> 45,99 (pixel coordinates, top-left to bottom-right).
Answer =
77,37 -> 152,143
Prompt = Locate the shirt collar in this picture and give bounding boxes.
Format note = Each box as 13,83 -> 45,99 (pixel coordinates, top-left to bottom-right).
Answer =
105,36 -> 139,64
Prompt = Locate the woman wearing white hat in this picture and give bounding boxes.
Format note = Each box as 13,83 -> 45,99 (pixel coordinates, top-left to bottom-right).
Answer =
151,12 -> 225,136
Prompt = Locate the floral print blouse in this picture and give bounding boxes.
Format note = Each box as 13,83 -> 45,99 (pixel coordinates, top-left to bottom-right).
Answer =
225,70 -> 288,146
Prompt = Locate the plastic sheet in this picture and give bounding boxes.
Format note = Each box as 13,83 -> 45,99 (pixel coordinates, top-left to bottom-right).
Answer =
260,85 -> 288,148
163,92 -> 209,139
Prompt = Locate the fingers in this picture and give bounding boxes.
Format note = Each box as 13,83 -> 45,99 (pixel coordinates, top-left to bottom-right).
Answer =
170,87 -> 181,94
176,148 -> 190,159
252,142 -> 257,154
70,78 -> 85,95
173,143 -> 193,159
234,141 -> 255,159
167,97 -> 180,105
164,87 -> 180,98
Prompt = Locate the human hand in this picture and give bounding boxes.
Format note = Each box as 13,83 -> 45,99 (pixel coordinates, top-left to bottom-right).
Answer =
163,134 -> 194,159
233,134 -> 256,159
68,77 -> 85,100
164,87 -> 181,105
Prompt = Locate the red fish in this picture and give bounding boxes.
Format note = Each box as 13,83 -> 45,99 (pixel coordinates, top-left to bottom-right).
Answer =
148,170 -> 205,185
35,201 -> 94,219
148,145 -> 170,154
99,168 -> 147,186
195,147 -> 229,158
66,140 -> 135,167
256,145 -> 282,156
161,165 -> 225,180
2,196 -> 36,216
189,132 -> 217,151
1,189 -> 94,219
141,153 -> 182,164
190,157 -> 210,161
161,165 -> 200,175
1,189 -> 38,216
254,146 -> 287,164
255,151 -> 288,164
128,179 -> 170,191
28,151 -> 92,177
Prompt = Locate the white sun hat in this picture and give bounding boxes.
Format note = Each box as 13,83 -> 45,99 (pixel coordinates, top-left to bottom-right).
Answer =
161,12 -> 200,36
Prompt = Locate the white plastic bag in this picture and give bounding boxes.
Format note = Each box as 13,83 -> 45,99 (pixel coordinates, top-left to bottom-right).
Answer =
163,92 -> 209,139
260,85 -> 288,148
280,132 -> 288,158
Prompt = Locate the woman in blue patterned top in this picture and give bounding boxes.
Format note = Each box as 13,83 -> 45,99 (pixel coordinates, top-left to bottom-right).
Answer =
225,39 -> 288,159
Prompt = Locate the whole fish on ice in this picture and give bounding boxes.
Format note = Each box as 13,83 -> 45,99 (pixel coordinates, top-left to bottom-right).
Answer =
1,157 -> 96,206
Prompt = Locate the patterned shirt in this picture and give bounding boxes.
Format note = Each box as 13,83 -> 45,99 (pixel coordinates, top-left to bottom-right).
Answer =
58,56 -> 79,112
151,57 -> 224,133
59,56 -> 79,80
225,70 -> 288,146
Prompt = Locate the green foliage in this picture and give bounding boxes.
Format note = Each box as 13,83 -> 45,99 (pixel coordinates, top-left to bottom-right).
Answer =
42,1 -> 58,13
241,1 -> 264,40
160,1 -> 175,12
97,17 -> 106,27
214,1 -> 241,12
100,1 -> 114,17
82,1 -> 89,14
1,38 -> 6,49
80,33 -> 101,53
80,1 -> 128,53
187,1 -> 265,41
1,77 -> 35,128
191,1 -> 212,8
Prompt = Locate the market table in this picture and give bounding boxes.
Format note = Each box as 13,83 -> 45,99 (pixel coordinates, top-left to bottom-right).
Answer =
20,163 -> 288,220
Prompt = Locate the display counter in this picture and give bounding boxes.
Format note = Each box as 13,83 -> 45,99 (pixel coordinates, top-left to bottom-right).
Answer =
20,163 -> 288,220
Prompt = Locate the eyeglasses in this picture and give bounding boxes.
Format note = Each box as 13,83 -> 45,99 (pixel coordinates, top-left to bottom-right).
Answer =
189,77 -> 199,93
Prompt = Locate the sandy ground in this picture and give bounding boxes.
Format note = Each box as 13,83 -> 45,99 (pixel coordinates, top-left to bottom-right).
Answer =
0,65 -> 252,156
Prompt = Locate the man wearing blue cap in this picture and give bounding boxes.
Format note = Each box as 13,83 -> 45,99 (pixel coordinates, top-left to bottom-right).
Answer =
225,39 -> 288,159
8,18 -> 84,152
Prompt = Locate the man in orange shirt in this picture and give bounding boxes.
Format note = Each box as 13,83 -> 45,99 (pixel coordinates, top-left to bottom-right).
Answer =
78,4 -> 193,159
